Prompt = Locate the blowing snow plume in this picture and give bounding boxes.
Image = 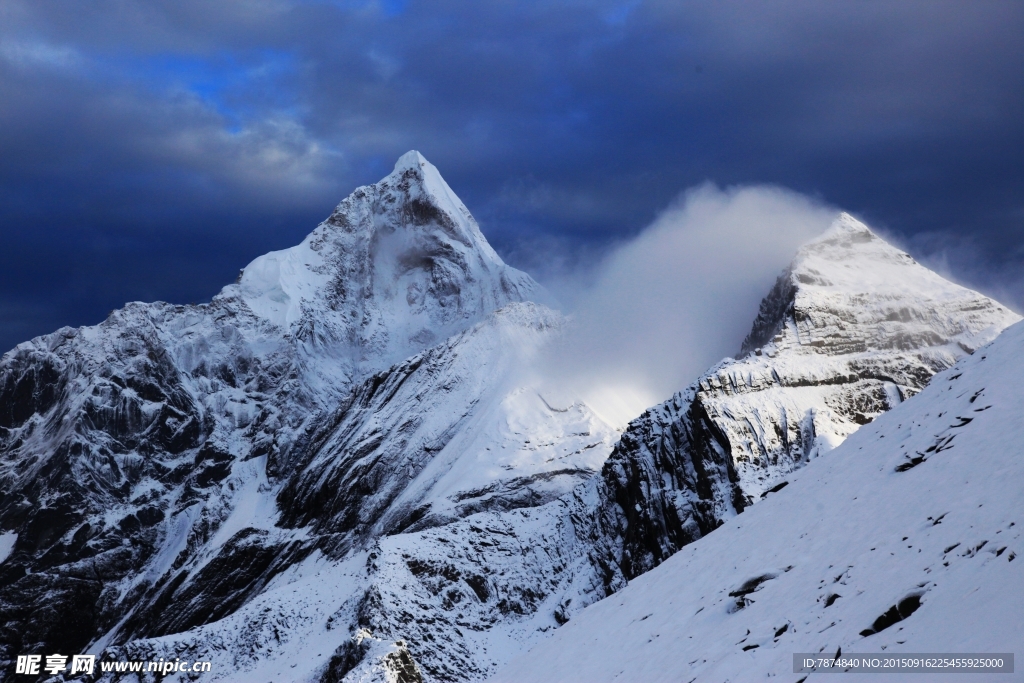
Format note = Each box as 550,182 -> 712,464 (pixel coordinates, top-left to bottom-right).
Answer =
541,183 -> 837,427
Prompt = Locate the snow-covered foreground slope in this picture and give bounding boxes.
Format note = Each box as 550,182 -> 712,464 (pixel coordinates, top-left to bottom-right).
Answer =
492,319 -> 1024,683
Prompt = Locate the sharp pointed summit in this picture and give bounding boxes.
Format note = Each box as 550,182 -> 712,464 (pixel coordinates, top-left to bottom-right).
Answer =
741,212 -> 1013,359
224,151 -> 543,373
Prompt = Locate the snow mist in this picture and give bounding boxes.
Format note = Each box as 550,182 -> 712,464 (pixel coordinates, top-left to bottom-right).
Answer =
540,183 -> 837,427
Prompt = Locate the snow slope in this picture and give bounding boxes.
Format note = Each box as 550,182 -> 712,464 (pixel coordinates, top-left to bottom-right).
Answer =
492,319 -> 1024,683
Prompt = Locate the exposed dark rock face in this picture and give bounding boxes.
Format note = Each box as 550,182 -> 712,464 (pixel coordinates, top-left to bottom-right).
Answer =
739,271 -> 797,357
0,571 -> 103,667
859,594 -> 923,636
0,305 -> 292,665
593,391 -> 740,583
120,529 -> 313,640
321,632 -> 424,683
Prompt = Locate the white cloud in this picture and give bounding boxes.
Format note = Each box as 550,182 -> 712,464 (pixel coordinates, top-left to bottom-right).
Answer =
0,39 -> 81,70
539,183 -> 837,426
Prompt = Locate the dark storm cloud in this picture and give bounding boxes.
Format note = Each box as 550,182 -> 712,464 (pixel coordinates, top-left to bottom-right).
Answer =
1,0 -> 1022,354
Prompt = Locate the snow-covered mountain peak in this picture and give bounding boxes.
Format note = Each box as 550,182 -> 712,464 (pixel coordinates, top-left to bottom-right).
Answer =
221,151 -> 543,373
589,217 -> 1020,590
742,213 -> 1018,359
389,150 -> 466,222
393,149 -> 428,171
794,214 -> 917,288
808,210 -> 875,242
0,151 -> 556,669
724,215 -> 1020,490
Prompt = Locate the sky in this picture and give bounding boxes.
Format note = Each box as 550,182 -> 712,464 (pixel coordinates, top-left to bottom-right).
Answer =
1,0 -> 1022,356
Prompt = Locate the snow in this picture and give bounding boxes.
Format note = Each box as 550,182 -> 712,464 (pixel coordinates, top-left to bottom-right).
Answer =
491,320 -> 1024,683
206,456 -> 277,551
675,212 -> 1019,502
234,237 -> 325,329
104,550 -> 374,683
364,304 -> 618,522
75,214 -> 1020,683
0,531 -> 16,565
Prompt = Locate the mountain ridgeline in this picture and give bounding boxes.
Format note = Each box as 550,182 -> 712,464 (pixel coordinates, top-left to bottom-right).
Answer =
0,156 -> 1018,683
0,152 -> 547,670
